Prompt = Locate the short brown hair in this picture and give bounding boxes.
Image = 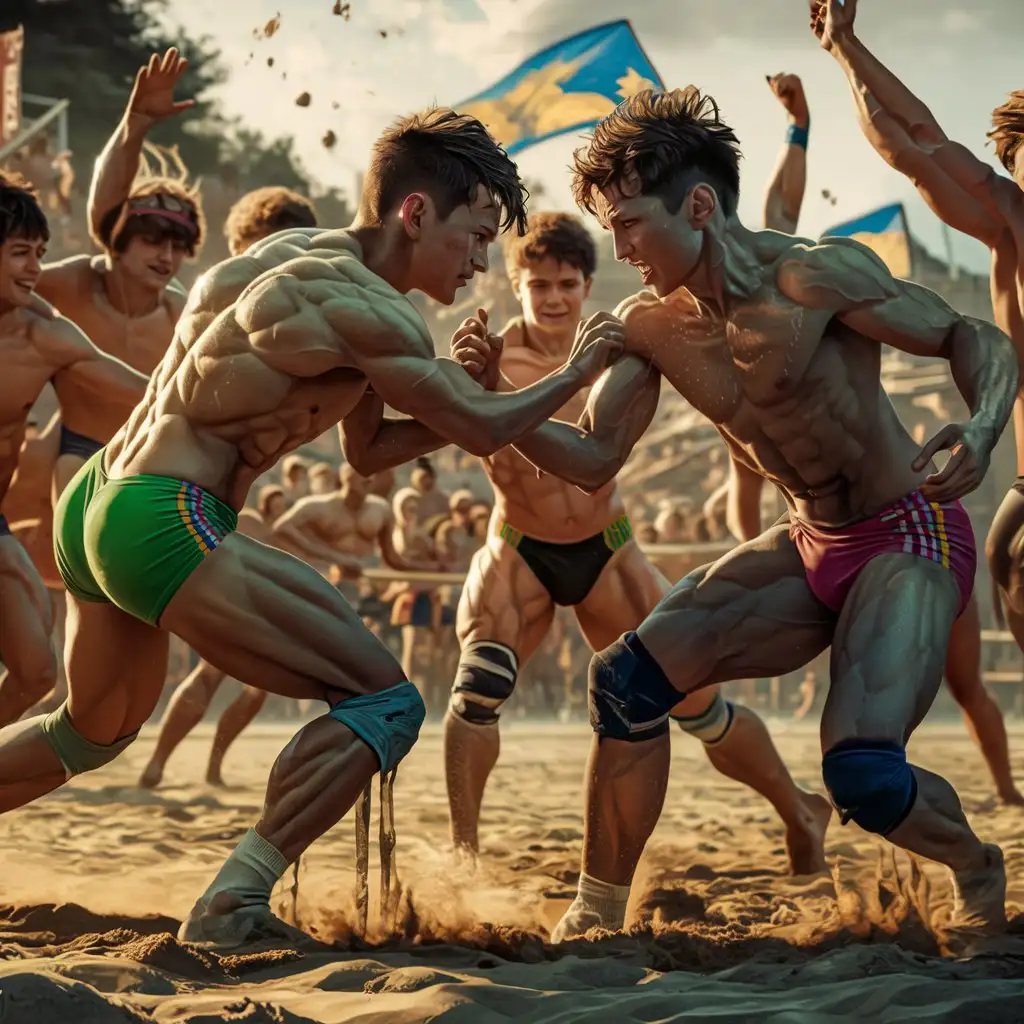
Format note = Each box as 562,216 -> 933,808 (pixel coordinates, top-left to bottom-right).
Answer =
0,172 -> 49,246
572,87 -> 742,218
225,186 -> 318,255
360,106 -> 528,235
257,484 -> 285,520
504,212 -> 596,281
96,177 -> 205,257
990,91 -> 1024,173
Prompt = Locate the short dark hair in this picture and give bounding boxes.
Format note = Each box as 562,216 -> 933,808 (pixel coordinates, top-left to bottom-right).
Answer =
505,212 -> 597,281
225,186 -> 318,254
990,90 -> 1024,173
413,456 -> 436,477
572,87 -> 741,218
360,107 -> 529,235
0,172 -> 49,246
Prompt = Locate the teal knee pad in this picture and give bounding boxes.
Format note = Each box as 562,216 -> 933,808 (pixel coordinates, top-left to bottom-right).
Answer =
328,680 -> 425,772
41,702 -> 138,778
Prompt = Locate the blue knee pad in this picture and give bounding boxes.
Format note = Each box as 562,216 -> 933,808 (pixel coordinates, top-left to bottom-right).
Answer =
821,739 -> 918,836
328,680 -> 425,773
589,632 -> 681,742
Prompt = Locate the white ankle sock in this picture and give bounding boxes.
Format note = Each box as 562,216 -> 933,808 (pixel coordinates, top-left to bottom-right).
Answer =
574,871 -> 631,930
202,828 -> 290,909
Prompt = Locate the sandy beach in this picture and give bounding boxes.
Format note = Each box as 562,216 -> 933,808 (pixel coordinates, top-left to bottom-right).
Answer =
2,716 -> 1024,1022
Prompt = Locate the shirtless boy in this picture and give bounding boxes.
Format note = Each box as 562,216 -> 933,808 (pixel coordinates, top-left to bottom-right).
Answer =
810,0 -> 1024,804
0,107 -> 621,949
445,211 -> 830,870
0,175 -> 147,729
457,88 -> 1018,941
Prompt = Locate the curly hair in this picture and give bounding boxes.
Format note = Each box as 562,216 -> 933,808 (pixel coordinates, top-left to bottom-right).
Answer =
504,211 -> 596,281
225,186 -> 318,255
0,171 -> 49,246
989,90 -> 1024,173
572,87 -> 742,217
360,106 -> 529,235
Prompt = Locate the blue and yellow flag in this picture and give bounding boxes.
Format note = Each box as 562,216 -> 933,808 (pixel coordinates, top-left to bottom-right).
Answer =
824,202 -> 913,279
458,20 -> 664,155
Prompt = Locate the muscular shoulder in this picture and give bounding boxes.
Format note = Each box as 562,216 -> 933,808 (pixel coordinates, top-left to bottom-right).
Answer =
363,494 -> 391,518
35,255 -> 91,303
777,238 -> 901,310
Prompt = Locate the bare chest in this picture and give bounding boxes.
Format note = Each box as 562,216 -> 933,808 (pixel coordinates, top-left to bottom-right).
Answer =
66,293 -> 176,374
326,505 -> 385,549
0,329 -> 50,436
502,349 -> 588,422
645,297 -> 828,427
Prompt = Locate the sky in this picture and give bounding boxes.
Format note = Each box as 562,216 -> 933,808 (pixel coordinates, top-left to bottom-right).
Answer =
163,0 -> 1023,276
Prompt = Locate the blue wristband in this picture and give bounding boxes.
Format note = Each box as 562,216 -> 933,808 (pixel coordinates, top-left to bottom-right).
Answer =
786,123 -> 809,149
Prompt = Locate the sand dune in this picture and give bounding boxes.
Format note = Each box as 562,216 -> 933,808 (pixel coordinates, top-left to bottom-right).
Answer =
2,719 -> 1024,1022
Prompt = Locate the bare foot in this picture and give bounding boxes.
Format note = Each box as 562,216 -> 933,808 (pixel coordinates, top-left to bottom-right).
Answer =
177,891 -> 320,950
949,843 -> 1006,933
998,788 -> 1024,808
138,760 -> 164,789
205,767 -> 226,787
785,791 -> 832,875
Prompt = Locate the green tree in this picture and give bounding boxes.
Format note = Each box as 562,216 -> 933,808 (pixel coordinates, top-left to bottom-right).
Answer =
1,0 -> 227,181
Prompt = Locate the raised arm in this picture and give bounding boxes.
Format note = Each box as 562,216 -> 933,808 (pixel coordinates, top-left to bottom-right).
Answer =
779,238 -> 1019,496
339,389 -> 447,476
763,74 -> 810,234
88,48 -> 195,244
811,0 -> 1013,246
512,355 -> 661,493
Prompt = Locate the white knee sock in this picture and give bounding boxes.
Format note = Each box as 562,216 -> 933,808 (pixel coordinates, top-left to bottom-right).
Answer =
572,871 -> 631,930
201,828 -> 290,909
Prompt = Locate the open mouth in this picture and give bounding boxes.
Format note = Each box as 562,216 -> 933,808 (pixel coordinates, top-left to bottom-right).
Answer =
13,280 -> 36,292
148,265 -> 173,278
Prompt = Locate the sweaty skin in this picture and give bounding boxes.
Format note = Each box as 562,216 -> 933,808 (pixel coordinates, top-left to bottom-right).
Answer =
0,300 -> 146,728
448,311 -> 831,872
508,192 -> 1018,938
0,220 -> 618,946
810,0 -> 1024,804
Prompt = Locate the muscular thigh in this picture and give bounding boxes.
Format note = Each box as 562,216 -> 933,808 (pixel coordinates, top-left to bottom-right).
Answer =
64,596 -> 169,742
822,552 -> 959,751
574,541 -> 668,651
636,523 -> 835,694
457,538 -> 555,664
160,533 -> 405,704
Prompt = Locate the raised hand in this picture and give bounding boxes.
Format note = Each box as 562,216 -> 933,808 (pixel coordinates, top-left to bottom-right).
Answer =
810,0 -> 857,51
566,311 -> 626,384
766,73 -> 809,126
129,48 -> 195,121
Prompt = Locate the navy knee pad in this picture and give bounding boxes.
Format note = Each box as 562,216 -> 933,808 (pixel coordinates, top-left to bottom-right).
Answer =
821,739 -> 918,836
589,632 -> 680,742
